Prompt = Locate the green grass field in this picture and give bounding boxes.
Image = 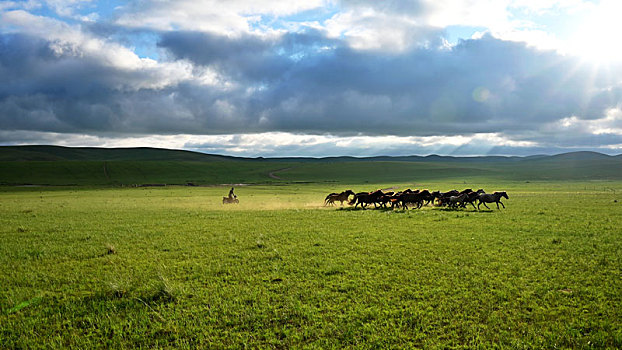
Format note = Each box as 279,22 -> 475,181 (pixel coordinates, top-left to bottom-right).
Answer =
1,181 -> 621,348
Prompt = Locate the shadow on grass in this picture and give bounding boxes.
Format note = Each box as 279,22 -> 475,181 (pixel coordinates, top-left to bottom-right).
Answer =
89,275 -> 178,309
336,205 -> 498,214
434,206 -> 493,213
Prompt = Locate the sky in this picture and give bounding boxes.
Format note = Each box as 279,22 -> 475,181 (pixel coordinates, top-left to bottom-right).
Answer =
1,0 -> 622,157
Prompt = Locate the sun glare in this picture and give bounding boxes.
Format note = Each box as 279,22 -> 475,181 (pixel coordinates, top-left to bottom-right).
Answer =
570,0 -> 622,64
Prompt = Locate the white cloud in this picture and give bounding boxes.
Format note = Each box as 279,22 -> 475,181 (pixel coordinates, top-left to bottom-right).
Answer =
182,132 -> 541,157
0,0 -> 41,11
510,0 -> 593,15
323,7 -> 441,52
0,10 -> 205,90
42,0 -> 96,19
553,108 -> 622,135
115,0 -> 326,35
324,0 -> 596,54
423,0 -> 512,29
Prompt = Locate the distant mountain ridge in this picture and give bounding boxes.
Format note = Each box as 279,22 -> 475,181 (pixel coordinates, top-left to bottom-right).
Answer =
0,145 -> 619,162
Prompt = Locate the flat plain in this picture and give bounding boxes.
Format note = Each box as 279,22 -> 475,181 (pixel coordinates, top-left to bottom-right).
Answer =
1,147 -> 621,348
1,180 -> 621,348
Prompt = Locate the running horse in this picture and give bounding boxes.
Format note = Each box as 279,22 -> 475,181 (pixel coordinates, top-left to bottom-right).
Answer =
349,189 -> 384,209
448,193 -> 468,208
477,191 -> 509,210
325,190 -> 355,206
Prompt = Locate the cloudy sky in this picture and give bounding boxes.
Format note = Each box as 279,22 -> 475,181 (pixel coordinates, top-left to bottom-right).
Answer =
1,0 -> 622,157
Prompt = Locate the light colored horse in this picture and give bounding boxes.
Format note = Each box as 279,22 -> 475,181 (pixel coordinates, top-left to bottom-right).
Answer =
448,193 -> 468,208
477,191 -> 509,210
223,196 -> 239,204
324,190 -> 355,206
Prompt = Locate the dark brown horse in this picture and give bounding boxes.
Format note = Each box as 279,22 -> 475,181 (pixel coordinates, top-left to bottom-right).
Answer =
435,190 -> 459,206
397,190 -> 431,209
349,190 -> 384,209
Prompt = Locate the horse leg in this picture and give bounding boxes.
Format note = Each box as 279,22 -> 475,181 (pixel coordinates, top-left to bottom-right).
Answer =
499,201 -> 505,209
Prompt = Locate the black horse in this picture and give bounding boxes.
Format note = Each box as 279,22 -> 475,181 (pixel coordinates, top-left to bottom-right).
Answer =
461,189 -> 485,209
397,190 -> 432,209
349,190 -> 384,209
435,190 -> 459,206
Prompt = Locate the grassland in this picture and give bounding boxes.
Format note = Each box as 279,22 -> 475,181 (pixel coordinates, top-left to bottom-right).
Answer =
2,146 -> 622,186
1,181 -> 621,348
0,160 -> 292,186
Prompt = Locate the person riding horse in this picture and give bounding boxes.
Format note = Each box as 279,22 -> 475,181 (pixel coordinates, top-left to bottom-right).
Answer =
228,187 -> 236,199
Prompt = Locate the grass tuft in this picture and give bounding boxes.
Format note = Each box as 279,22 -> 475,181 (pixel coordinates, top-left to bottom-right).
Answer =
107,281 -> 129,298
145,274 -> 177,303
105,243 -> 116,255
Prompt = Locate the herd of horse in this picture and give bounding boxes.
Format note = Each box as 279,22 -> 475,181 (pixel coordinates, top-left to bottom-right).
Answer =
324,188 -> 509,210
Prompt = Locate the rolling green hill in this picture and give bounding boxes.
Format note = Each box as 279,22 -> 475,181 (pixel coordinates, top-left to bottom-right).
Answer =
0,145 -> 236,162
0,145 -> 621,185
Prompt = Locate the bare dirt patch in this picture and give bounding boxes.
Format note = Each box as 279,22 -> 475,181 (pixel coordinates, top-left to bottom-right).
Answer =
268,167 -> 294,180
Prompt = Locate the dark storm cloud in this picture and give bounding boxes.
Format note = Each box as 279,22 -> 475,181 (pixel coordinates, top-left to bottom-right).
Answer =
0,33 -> 214,134
159,30 -> 621,136
158,30 -> 341,83
2,28 -> 622,151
